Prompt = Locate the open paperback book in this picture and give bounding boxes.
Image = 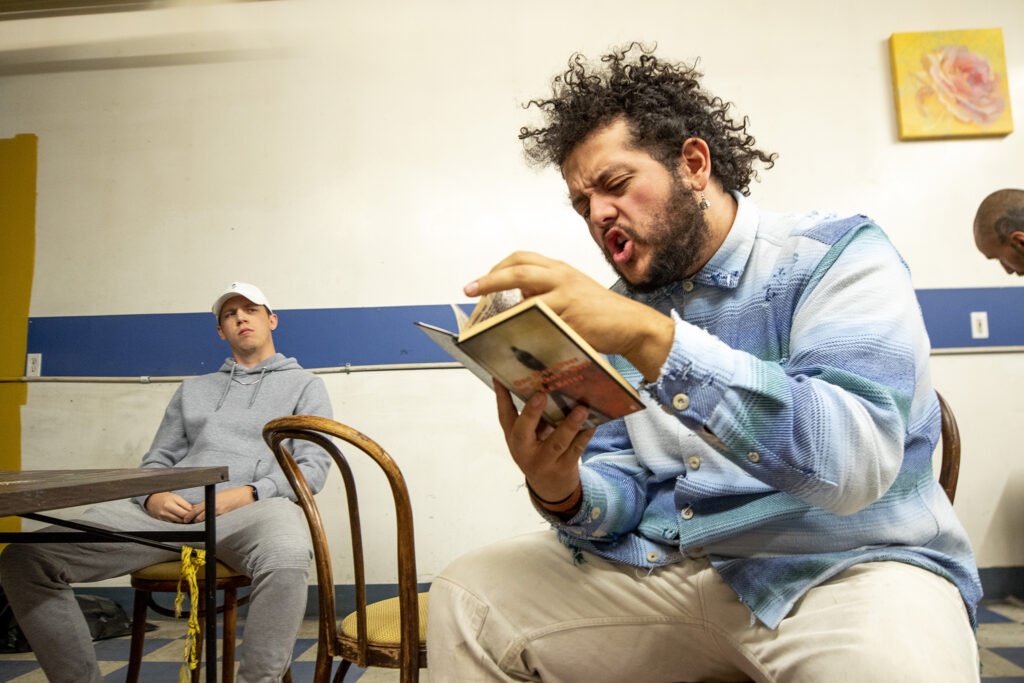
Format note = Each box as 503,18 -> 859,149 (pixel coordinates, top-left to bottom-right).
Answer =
414,290 -> 645,428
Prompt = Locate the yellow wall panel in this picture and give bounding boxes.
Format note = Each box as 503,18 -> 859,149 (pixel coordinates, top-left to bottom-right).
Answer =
0,134 -> 38,533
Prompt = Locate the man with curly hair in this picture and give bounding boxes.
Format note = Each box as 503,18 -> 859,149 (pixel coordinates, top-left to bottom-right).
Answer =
974,188 -> 1024,276
427,45 -> 981,681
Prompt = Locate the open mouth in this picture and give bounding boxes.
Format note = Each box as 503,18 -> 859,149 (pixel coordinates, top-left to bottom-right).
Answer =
604,227 -> 633,265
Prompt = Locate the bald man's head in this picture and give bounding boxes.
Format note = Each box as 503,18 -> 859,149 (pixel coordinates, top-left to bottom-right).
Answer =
974,189 -> 1024,276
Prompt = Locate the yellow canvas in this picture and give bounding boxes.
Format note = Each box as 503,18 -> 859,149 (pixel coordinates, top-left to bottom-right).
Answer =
889,28 -> 1013,140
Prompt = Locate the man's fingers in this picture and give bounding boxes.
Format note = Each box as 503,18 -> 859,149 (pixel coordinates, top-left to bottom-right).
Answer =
486,251 -> 551,274
535,422 -> 555,441
183,502 -> 205,524
565,426 -> 597,461
494,381 -> 520,434
509,392 -> 548,445
466,254 -> 562,298
542,406 -> 590,458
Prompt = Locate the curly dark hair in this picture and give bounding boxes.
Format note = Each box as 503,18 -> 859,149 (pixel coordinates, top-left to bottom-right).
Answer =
519,43 -> 777,196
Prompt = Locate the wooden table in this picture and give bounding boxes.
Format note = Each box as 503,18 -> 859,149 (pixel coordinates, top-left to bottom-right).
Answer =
0,468 -> 228,683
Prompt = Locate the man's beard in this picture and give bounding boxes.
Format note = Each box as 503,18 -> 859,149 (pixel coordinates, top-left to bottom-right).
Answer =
604,174 -> 710,294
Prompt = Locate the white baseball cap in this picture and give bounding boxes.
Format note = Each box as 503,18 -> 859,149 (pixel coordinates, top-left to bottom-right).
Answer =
212,282 -> 273,320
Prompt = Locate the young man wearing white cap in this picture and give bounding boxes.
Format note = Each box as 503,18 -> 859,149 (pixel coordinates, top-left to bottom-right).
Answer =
0,282 -> 333,683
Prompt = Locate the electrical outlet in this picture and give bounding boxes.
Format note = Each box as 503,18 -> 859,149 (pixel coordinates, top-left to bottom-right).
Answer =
970,311 -> 989,340
25,353 -> 41,377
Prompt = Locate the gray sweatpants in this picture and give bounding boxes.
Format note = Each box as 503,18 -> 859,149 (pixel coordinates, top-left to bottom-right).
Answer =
0,497 -> 311,683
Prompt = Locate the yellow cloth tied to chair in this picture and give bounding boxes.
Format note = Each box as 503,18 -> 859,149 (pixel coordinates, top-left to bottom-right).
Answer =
175,546 -> 206,683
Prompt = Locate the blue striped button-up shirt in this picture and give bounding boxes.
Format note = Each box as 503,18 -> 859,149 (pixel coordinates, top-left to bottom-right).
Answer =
539,192 -> 982,629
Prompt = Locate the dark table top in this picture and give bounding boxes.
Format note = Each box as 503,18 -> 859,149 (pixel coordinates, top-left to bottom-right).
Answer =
0,468 -> 229,517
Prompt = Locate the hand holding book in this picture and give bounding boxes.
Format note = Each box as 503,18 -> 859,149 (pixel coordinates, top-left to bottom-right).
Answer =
414,279 -> 646,429
415,250 -> 678,516
463,251 -> 674,382
496,384 -> 590,513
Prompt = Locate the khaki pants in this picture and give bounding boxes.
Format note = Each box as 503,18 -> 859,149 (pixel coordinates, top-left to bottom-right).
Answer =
427,531 -> 979,683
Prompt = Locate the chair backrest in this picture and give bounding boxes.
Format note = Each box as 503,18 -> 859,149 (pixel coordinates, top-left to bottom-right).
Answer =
936,391 -> 960,504
262,415 -> 421,675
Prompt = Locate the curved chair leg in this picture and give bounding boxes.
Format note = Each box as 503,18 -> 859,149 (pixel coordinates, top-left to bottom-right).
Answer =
126,588 -> 149,682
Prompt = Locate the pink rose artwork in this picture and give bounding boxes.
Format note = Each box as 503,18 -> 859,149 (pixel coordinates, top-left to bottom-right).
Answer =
919,45 -> 1006,126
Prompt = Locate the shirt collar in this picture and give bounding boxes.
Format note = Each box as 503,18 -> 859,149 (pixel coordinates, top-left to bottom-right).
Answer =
690,190 -> 757,290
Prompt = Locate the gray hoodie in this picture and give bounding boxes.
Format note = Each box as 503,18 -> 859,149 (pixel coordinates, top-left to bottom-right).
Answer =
132,353 -> 333,507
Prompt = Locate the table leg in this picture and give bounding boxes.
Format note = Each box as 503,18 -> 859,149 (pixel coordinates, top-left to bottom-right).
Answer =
205,483 -> 217,683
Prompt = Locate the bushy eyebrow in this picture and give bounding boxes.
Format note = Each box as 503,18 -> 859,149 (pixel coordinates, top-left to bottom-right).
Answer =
567,163 -> 633,205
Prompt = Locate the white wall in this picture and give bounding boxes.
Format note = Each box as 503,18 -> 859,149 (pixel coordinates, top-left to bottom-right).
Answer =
2,0 -> 1023,584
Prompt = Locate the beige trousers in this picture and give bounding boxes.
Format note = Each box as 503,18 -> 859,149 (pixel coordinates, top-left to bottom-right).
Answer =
427,531 -> 979,683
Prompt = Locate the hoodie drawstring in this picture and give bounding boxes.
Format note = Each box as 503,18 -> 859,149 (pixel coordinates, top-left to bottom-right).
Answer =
248,367 -> 268,408
215,363 -> 268,411
215,363 -> 237,411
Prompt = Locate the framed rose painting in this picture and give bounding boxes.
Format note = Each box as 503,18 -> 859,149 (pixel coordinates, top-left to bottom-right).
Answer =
889,28 -> 1013,140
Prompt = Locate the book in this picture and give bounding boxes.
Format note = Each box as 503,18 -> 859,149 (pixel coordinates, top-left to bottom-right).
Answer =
414,291 -> 645,428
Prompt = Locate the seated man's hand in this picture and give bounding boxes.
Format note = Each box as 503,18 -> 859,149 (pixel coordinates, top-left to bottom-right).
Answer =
496,382 -> 591,506
145,492 -> 195,523
182,486 -> 256,523
466,251 -> 674,381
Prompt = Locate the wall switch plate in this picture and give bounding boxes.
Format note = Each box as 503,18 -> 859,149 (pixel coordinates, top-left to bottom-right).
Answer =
970,311 -> 989,340
25,353 -> 41,377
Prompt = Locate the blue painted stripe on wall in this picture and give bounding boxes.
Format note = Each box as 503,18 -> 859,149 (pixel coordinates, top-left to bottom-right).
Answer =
23,288 -> 1024,376
26,305 -> 467,377
915,287 -> 1024,349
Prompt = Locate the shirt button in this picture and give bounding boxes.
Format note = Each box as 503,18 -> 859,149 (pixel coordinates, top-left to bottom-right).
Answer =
688,456 -> 701,470
672,393 -> 690,411
681,507 -> 694,520
682,280 -> 695,292
646,551 -> 660,562
591,507 -> 601,520
747,451 -> 761,463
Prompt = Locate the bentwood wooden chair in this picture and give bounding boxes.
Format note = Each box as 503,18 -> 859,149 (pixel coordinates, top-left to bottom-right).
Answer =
263,416 -> 428,683
126,561 -> 262,683
936,391 -> 961,503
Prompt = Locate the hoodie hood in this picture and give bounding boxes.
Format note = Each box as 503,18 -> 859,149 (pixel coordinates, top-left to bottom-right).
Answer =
215,353 -> 304,409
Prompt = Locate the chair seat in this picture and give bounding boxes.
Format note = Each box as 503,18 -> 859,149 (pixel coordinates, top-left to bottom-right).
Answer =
131,560 -> 245,582
340,593 -> 428,644
128,560 -> 260,683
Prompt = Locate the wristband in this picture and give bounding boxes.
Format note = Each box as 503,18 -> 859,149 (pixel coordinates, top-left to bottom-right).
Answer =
249,485 -> 259,501
527,480 -> 582,514
526,481 -> 577,505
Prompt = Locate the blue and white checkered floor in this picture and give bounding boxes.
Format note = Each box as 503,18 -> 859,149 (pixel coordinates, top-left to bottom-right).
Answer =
0,613 -> 430,682
978,598 -> 1024,681
0,600 -> 1021,681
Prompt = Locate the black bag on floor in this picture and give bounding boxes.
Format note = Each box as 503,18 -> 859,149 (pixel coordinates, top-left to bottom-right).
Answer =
0,587 -> 132,653
75,593 -> 133,642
